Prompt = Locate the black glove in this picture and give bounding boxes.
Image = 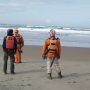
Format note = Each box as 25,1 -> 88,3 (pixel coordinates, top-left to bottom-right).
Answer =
42,56 -> 47,59
58,56 -> 60,59
18,49 -> 23,53
14,50 -> 16,54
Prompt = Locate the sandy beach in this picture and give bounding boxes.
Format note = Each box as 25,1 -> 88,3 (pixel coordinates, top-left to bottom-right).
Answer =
0,45 -> 90,90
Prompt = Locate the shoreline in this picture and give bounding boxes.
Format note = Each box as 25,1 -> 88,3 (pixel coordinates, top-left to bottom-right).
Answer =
23,45 -> 90,61
0,45 -> 90,61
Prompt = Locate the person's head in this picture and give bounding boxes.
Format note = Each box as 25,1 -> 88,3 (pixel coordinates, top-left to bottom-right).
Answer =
14,29 -> 19,35
49,29 -> 56,37
7,29 -> 13,36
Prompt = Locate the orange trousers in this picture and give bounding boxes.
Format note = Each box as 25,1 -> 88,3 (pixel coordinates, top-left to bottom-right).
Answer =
15,50 -> 21,63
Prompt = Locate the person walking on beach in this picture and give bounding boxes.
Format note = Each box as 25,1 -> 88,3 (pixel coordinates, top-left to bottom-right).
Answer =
42,29 -> 62,79
14,29 -> 24,63
2,29 -> 17,74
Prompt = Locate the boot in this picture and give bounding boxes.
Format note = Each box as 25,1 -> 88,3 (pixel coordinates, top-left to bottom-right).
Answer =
58,72 -> 62,78
11,71 -> 15,74
4,71 -> 7,75
47,73 -> 52,80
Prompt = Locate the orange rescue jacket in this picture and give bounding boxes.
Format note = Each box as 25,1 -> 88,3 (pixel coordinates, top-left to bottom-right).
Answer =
15,34 -> 24,49
42,37 -> 61,58
6,36 -> 14,49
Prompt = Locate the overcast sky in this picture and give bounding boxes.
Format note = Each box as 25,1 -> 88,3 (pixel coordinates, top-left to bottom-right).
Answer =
0,0 -> 90,28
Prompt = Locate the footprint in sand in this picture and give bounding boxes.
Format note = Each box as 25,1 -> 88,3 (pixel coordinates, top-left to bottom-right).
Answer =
67,80 -> 77,84
41,66 -> 46,68
20,83 -> 31,87
0,78 -> 14,82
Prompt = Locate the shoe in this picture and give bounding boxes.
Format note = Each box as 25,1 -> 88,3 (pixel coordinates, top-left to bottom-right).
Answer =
19,61 -> 21,63
58,72 -> 63,78
4,72 -> 7,75
15,62 -> 18,63
11,72 -> 15,74
15,61 -> 21,63
47,73 -> 52,80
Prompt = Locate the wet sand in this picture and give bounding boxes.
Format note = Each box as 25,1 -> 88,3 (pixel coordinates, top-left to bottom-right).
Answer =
0,45 -> 90,90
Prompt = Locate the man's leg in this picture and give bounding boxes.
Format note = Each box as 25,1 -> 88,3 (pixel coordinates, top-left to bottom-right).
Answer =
54,58 -> 62,78
15,50 -> 19,63
18,52 -> 21,63
10,54 -> 15,74
47,58 -> 52,79
3,53 -> 8,74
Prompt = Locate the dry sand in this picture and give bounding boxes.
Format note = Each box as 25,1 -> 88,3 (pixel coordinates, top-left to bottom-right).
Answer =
0,45 -> 90,90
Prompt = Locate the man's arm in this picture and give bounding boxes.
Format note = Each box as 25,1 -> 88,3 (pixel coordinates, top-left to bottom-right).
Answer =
21,36 -> 24,47
57,39 -> 61,59
42,39 -> 49,57
2,37 -> 6,51
14,37 -> 17,53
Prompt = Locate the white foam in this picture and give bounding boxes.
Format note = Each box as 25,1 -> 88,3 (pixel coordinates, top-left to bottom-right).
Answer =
0,27 -> 90,35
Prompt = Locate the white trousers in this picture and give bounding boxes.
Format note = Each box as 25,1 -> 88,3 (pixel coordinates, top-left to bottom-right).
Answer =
47,57 -> 61,74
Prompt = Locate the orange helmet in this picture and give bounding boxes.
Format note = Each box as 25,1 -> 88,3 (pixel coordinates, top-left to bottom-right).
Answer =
15,29 -> 19,33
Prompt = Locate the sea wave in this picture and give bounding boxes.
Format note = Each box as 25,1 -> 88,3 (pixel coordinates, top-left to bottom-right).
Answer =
0,27 -> 90,48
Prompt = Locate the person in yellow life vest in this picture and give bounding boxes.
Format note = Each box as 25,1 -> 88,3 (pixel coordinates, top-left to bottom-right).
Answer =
42,29 -> 62,79
14,29 -> 24,63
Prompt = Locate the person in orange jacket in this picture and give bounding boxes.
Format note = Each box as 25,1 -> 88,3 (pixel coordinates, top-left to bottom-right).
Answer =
42,29 -> 62,79
14,29 -> 24,63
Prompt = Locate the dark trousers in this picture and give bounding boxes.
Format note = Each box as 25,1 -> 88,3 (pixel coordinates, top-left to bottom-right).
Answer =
3,52 -> 15,73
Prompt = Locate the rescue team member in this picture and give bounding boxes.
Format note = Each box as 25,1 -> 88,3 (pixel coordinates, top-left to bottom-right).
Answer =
2,29 -> 17,74
42,29 -> 62,79
14,29 -> 24,63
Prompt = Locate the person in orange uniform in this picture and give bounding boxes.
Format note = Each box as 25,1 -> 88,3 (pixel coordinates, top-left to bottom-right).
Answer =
14,29 -> 24,63
42,29 -> 62,79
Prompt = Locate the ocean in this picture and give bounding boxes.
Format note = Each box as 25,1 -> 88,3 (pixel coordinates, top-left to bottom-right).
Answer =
0,26 -> 90,48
